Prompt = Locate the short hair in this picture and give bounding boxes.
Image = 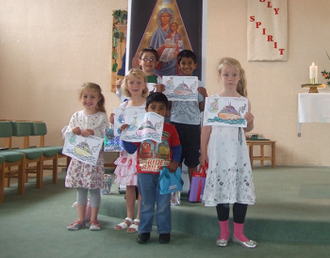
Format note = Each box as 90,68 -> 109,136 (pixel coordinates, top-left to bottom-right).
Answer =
121,69 -> 149,98
146,92 -> 169,110
177,49 -> 197,64
139,47 -> 159,61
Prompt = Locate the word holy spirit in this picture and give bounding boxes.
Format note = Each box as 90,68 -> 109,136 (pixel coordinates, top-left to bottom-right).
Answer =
249,0 -> 285,56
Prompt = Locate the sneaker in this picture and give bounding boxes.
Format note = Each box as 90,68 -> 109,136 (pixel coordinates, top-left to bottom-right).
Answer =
137,233 -> 150,244
67,220 -> 86,230
159,233 -> 171,244
89,220 -> 101,231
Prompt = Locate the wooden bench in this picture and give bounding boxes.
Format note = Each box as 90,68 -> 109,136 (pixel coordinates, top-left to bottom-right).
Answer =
246,140 -> 276,168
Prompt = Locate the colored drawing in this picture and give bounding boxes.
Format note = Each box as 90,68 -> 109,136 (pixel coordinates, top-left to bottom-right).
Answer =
63,132 -> 103,165
203,97 -> 248,127
104,128 -> 123,152
162,76 -> 198,101
113,106 -> 146,136
121,112 -> 164,143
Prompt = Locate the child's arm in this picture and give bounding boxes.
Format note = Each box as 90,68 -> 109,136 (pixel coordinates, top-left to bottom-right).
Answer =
197,87 -> 208,112
200,125 -> 211,167
244,100 -> 254,132
168,144 -> 182,173
122,141 -> 138,154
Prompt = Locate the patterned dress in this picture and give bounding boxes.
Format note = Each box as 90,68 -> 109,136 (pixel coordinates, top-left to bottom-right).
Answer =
65,110 -> 110,189
203,107 -> 256,207
113,102 -> 145,186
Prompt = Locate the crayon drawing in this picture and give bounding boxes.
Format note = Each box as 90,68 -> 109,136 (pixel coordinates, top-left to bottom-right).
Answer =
121,112 -> 164,143
114,106 -> 146,136
162,76 -> 198,101
203,97 -> 248,127
63,132 -> 103,165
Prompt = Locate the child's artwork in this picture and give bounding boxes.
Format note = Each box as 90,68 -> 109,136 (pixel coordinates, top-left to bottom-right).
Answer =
203,97 -> 248,127
121,112 -> 164,143
162,76 -> 198,101
104,127 -> 123,152
63,132 -> 103,165
113,106 -> 146,136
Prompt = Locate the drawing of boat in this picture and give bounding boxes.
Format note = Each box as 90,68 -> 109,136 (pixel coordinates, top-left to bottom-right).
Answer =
218,103 -> 241,120
74,141 -> 92,157
174,82 -> 193,95
136,119 -> 157,136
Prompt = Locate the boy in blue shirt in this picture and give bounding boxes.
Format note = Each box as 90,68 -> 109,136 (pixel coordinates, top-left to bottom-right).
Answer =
170,50 -> 207,184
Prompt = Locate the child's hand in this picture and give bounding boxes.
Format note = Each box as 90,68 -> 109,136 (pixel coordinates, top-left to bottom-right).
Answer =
168,160 -> 179,173
109,113 -> 115,124
200,153 -> 209,168
72,127 -> 81,135
81,129 -> 94,137
244,112 -> 254,124
116,79 -> 123,89
120,124 -> 129,132
154,84 -> 165,92
197,87 -> 208,98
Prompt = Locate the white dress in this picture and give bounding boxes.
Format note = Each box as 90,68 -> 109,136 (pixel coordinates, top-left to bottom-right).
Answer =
203,106 -> 256,207
65,110 -> 110,189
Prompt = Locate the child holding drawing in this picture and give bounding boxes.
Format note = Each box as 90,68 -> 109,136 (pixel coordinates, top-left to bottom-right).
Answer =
65,82 -> 110,231
200,57 -> 256,248
111,69 -> 148,233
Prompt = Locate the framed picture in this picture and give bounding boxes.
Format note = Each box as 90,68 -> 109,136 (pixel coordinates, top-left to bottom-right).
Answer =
126,0 -> 207,81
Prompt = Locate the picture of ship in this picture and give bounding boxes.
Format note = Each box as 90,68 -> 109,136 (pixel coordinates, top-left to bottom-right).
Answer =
74,141 -> 92,157
218,103 -> 241,120
136,118 -> 157,136
173,81 -> 193,96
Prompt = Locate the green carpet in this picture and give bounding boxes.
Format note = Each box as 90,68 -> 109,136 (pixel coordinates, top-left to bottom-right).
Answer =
1,167 -> 330,258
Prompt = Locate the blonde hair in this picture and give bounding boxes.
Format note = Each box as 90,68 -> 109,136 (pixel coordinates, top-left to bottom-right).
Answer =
121,69 -> 148,98
79,82 -> 106,113
218,57 -> 247,97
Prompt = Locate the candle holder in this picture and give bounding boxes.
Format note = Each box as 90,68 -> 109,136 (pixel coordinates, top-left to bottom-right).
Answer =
301,81 -> 326,93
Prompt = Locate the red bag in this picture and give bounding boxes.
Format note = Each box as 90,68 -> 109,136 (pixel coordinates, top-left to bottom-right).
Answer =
189,165 -> 207,202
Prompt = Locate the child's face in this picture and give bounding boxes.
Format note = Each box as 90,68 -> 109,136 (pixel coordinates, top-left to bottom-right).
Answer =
145,101 -> 168,118
126,75 -> 146,98
219,64 -> 241,90
178,57 -> 197,76
138,52 -> 158,75
170,23 -> 178,32
81,89 -> 100,114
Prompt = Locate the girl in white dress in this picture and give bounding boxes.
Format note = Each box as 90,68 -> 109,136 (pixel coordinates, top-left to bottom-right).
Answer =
200,57 -> 257,248
110,69 -> 148,233
65,83 -> 110,231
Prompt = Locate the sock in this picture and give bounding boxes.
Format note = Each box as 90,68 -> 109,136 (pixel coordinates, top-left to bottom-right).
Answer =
233,222 -> 249,242
219,220 -> 230,240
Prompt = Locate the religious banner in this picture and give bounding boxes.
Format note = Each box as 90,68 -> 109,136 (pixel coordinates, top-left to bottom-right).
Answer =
247,0 -> 287,61
127,0 -> 204,79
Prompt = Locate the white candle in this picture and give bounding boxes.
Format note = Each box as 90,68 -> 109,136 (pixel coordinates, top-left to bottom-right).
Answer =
309,63 -> 318,83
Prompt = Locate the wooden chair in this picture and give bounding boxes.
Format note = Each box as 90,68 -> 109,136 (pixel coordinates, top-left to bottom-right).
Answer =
30,121 -> 67,183
11,121 -> 44,188
0,121 -> 26,202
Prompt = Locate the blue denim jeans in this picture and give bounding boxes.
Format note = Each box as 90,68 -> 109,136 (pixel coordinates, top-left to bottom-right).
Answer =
137,173 -> 171,234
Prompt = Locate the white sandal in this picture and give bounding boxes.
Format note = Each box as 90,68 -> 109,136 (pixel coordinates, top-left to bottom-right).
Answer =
114,217 -> 132,230
127,219 -> 139,234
